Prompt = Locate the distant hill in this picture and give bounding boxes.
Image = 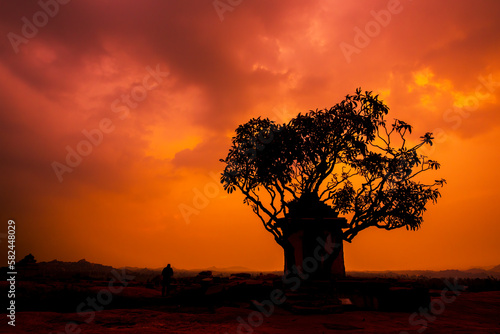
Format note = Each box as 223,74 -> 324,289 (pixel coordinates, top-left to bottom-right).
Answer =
206,265 -> 256,272
347,267 -> 500,279
489,264 -> 500,272
4,256 -> 499,281
2,258 -> 117,280
1,258 -> 279,282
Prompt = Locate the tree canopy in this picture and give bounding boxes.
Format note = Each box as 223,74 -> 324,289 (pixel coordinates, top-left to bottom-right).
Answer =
220,88 -> 445,247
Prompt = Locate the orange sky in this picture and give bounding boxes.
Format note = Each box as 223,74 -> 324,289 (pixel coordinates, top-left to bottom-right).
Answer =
1,0 -> 500,272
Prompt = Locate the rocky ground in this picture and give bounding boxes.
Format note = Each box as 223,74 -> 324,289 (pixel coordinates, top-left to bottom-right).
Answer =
1,291 -> 499,333
1,276 -> 499,333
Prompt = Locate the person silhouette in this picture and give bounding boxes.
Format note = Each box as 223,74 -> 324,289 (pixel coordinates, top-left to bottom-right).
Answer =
161,264 -> 174,296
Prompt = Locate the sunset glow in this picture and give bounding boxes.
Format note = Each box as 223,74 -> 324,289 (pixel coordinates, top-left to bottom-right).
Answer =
1,0 -> 500,272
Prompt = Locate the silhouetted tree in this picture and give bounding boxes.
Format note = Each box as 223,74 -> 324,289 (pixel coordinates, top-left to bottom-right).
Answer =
220,89 -> 445,261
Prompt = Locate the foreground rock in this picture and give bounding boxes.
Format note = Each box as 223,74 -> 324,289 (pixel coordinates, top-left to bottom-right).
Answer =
1,291 -> 499,333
